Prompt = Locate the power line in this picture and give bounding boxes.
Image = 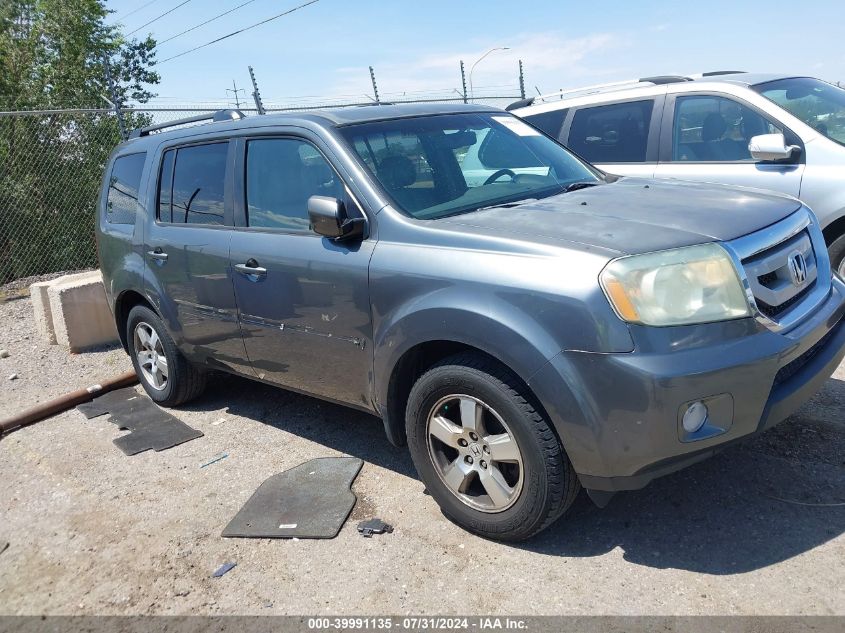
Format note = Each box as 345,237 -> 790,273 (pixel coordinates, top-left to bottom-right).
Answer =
115,0 -> 161,21
158,0 -> 319,64
158,0 -> 260,45
127,0 -> 193,37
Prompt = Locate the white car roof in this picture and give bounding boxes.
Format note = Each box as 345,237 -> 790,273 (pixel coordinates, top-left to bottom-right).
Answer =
509,72 -> 808,114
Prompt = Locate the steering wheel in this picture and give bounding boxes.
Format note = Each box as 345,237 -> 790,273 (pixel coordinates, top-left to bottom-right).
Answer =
483,168 -> 517,185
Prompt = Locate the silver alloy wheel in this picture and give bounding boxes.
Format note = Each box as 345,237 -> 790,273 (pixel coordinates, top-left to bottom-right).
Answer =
838,257 -> 845,280
426,394 -> 524,513
133,321 -> 168,391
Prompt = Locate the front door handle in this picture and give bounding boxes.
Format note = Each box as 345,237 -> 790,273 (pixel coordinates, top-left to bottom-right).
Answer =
147,248 -> 168,262
234,259 -> 267,278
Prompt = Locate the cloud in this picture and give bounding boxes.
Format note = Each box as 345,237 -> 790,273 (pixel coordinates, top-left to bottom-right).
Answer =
329,31 -> 624,100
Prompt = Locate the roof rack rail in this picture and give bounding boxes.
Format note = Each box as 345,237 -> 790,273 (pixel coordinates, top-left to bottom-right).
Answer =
128,109 -> 246,139
638,75 -> 693,85
527,75 -> 695,106
701,70 -> 746,77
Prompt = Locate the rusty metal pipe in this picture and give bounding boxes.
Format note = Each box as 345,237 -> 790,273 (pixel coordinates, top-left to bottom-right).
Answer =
0,370 -> 139,437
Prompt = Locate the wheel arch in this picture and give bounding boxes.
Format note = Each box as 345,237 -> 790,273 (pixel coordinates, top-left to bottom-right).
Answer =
113,289 -> 157,352
374,307 -> 564,447
822,213 -> 845,246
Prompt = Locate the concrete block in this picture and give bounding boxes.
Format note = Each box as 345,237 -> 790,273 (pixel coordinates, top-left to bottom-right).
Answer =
30,280 -> 57,344
46,271 -> 120,352
30,271 -> 96,346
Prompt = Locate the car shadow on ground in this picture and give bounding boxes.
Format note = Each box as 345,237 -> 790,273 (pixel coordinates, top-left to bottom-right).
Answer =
182,373 -> 845,575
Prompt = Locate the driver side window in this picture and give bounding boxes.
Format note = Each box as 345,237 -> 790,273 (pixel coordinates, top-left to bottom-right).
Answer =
672,95 -> 782,162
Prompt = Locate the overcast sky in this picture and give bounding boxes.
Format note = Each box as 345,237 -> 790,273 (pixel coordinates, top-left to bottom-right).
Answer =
106,0 -> 845,107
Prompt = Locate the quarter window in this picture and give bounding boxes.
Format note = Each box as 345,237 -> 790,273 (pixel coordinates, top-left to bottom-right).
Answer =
567,101 -> 653,163
672,95 -> 782,162
245,138 -> 344,231
106,153 -> 146,224
158,142 -> 228,225
522,108 -> 568,139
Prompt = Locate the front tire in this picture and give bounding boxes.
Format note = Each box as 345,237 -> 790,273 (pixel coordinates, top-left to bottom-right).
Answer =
126,305 -> 206,406
405,352 -> 580,541
829,234 -> 845,279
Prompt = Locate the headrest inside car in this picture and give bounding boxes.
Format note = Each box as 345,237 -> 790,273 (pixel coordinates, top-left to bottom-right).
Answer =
378,155 -> 416,189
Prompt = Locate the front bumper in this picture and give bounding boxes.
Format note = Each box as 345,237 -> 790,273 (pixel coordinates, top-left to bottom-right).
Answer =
529,275 -> 845,492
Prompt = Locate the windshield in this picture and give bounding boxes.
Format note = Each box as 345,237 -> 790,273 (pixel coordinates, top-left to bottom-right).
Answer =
339,112 -> 601,220
754,77 -> 845,146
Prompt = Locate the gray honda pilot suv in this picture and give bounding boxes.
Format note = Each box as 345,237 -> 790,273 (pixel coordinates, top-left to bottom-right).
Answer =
97,103 -> 845,540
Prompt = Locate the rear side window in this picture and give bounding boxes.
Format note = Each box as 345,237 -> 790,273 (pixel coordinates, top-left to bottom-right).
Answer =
106,153 -> 146,224
245,138 -> 344,231
521,108 -> 568,139
568,100 -> 653,163
158,142 -> 228,225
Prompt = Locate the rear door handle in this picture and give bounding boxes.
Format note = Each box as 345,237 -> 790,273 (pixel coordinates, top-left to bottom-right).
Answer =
234,259 -> 267,278
147,249 -> 168,262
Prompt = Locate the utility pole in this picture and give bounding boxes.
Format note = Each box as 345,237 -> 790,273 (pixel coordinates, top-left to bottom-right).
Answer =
102,55 -> 127,140
459,61 -> 468,104
226,80 -> 245,109
369,66 -> 380,104
518,60 -> 526,100
248,66 -> 266,115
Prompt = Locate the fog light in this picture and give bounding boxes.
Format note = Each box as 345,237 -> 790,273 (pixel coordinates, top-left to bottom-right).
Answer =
682,401 -> 709,433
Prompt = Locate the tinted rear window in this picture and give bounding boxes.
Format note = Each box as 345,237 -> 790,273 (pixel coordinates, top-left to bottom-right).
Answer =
106,153 -> 146,224
522,108 -> 568,139
159,142 -> 228,225
567,100 -> 653,163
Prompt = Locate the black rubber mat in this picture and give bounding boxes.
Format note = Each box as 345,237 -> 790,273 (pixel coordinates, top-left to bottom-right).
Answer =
77,387 -> 203,455
222,457 -> 363,539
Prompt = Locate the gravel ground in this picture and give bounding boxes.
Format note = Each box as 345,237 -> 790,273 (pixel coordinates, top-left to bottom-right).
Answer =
0,294 -> 843,616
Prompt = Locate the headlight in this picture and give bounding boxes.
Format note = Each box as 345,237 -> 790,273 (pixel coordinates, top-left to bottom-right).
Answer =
600,243 -> 751,326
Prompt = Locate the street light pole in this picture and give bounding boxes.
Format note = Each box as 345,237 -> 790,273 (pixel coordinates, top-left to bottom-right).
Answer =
468,46 -> 510,102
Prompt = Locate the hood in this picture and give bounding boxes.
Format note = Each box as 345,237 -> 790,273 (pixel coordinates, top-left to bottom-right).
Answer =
436,178 -> 802,256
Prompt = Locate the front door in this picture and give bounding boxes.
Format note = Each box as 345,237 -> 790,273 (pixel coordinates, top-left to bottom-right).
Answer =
228,136 -> 375,408
145,140 -> 251,375
654,93 -> 804,197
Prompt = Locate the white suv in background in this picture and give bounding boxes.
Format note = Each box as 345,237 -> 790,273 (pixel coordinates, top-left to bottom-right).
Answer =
510,72 -> 845,276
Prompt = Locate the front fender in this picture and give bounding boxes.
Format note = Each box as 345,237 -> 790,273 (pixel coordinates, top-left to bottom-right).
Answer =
373,303 -> 560,410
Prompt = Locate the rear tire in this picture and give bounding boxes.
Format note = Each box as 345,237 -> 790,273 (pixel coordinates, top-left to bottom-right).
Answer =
405,352 -> 580,541
126,305 -> 206,406
829,234 -> 845,279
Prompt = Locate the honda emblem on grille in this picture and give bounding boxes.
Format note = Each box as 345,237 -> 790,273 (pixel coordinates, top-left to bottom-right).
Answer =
788,251 -> 808,286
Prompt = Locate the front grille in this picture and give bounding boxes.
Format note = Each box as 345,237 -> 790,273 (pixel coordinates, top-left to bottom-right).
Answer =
773,321 -> 840,387
742,229 -> 817,322
756,281 -> 814,318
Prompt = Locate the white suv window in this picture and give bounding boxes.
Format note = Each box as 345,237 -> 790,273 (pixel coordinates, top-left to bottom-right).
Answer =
567,100 -> 653,163
672,95 -> 781,162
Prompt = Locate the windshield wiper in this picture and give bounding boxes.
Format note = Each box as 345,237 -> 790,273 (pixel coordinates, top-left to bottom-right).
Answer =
473,198 -> 539,214
563,181 -> 601,193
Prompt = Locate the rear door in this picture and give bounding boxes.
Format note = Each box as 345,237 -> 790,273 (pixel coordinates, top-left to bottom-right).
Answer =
144,140 -> 252,375
653,92 -> 804,196
562,97 -> 664,178
228,133 -> 375,408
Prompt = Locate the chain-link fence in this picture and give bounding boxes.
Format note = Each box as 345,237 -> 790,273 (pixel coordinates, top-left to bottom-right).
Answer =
0,95 -> 520,285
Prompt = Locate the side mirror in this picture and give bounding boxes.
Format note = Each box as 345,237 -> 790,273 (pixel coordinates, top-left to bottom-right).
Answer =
308,195 -> 366,241
748,133 -> 801,162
